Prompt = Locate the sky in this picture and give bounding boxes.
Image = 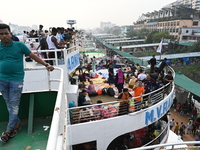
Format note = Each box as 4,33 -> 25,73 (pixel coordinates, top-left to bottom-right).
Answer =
0,0 -> 176,30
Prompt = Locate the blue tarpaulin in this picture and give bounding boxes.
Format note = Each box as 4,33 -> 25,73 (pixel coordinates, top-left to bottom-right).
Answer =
182,57 -> 190,64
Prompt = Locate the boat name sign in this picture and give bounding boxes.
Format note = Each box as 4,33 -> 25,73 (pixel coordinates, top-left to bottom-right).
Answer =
67,53 -> 80,74
145,93 -> 173,125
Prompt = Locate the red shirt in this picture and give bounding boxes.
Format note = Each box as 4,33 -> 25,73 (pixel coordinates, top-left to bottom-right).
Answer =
193,109 -> 197,116
87,64 -> 92,69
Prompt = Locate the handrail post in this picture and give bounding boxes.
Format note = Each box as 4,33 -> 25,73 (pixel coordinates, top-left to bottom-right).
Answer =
55,50 -> 58,66
47,71 -> 51,91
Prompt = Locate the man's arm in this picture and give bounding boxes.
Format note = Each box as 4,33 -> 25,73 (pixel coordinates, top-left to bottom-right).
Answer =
128,92 -> 133,98
51,36 -> 65,49
60,34 -> 66,44
132,85 -> 137,90
36,44 -> 41,50
117,93 -> 123,100
28,52 -> 54,71
163,76 -> 173,82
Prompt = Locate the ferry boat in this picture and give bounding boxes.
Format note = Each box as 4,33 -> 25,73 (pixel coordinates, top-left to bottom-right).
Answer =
0,35 -> 199,150
83,40 -> 97,52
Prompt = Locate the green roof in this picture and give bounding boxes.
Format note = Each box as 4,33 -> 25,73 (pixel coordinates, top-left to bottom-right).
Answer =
113,50 -> 148,66
94,36 -> 104,44
94,36 -> 148,66
179,42 -> 194,46
175,72 -> 200,97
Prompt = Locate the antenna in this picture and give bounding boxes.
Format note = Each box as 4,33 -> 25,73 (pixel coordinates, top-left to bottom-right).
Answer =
67,20 -> 76,28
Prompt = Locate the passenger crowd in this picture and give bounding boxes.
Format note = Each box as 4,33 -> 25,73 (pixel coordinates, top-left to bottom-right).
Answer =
22,24 -> 80,65
71,53 -> 200,149
68,55 -> 173,124
170,102 -> 200,142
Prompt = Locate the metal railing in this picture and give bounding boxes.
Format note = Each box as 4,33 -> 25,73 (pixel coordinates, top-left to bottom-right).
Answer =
32,67 -> 66,150
128,141 -> 200,150
142,122 -> 169,147
69,66 -> 175,125
25,46 -> 78,67
24,67 -> 66,149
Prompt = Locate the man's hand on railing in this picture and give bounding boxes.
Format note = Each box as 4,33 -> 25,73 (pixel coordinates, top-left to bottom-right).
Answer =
45,63 -> 54,71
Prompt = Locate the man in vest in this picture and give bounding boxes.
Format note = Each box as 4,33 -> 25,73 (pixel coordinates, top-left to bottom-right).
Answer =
46,27 -> 65,65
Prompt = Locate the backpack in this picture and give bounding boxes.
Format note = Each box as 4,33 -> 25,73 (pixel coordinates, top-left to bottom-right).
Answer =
180,124 -> 185,130
102,88 -> 108,95
107,88 -> 115,96
70,78 -> 76,85
88,91 -> 98,97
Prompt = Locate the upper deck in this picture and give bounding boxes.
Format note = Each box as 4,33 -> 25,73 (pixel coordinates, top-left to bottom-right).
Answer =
68,66 -> 175,150
0,37 -> 189,150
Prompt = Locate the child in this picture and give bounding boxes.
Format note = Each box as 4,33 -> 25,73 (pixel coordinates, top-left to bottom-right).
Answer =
86,74 -> 90,82
124,74 -> 130,83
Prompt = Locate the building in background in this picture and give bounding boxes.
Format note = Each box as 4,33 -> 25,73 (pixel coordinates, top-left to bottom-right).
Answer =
134,1 -> 200,42
167,0 -> 200,10
9,23 -> 32,34
100,21 -> 116,30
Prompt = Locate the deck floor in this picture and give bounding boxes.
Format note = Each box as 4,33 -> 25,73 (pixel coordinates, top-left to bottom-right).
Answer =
0,118 -> 51,150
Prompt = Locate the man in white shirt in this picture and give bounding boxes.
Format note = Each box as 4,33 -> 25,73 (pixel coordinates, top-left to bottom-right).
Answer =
23,31 -> 28,43
55,27 -> 61,44
169,119 -> 175,130
138,69 -> 147,81
89,70 -> 95,78
46,27 -> 65,65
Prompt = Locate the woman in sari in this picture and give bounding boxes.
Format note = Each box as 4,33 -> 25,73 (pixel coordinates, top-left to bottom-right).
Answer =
92,56 -> 96,72
104,105 -> 117,118
115,68 -> 125,93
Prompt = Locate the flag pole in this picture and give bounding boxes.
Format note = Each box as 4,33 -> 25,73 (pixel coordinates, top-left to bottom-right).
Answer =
156,37 -> 163,62
159,49 -> 161,62
160,37 -> 163,62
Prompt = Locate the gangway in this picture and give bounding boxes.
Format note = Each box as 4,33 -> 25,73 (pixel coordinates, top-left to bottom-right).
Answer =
107,39 -> 145,44
116,43 -> 168,49
104,37 -> 131,42
98,35 -> 121,39
92,33 -> 113,36
139,52 -> 200,61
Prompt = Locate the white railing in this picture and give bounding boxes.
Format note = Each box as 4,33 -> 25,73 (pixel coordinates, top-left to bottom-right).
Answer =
142,122 -> 169,147
24,67 -> 66,149
69,82 -> 173,124
69,66 -> 175,125
25,46 -> 78,67
44,67 -> 67,150
128,141 -> 200,150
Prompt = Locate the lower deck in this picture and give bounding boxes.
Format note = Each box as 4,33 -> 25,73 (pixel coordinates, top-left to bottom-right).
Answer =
0,91 -> 58,150
0,117 -> 51,150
